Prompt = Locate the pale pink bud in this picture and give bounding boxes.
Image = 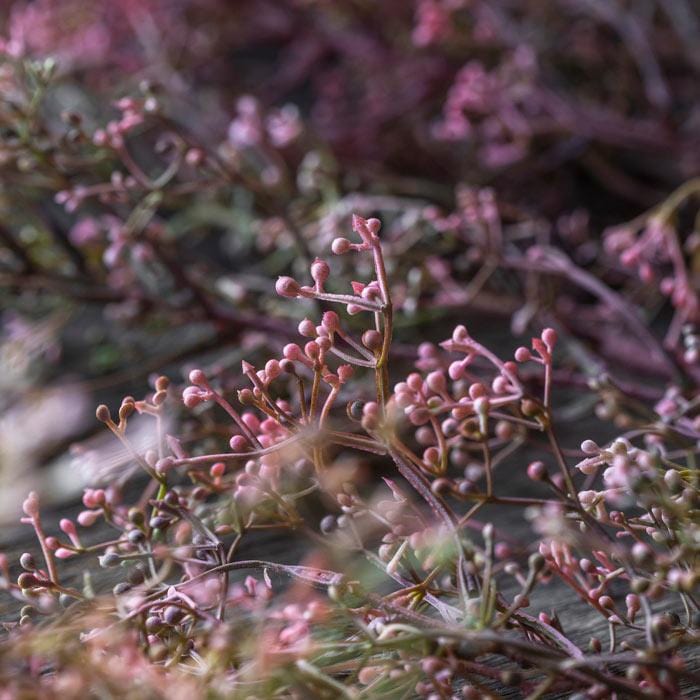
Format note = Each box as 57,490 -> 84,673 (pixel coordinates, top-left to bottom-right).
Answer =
337,365 -> 354,383
22,492 -> 40,518
265,359 -> 281,380
188,369 -> 206,386
426,371 -> 446,394
77,510 -> 101,527
310,258 -> 330,287
283,343 -> 302,360
541,328 -> 557,351
406,373 -> 423,392
275,276 -> 301,297
59,519 -> 77,538
423,447 -> 440,465
581,440 -> 599,455
578,490 -> 598,506
331,238 -> 351,255
230,435 -> 249,451
407,407 -> 431,426
448,360 -> 465,380
183,386 -> 203,408
298,318 -> 316,337
469,383 -> 486,399
527,461 -> 547,481
55,548 -> 77,559
626,593 -> 640,621
362,330 -> 383,351
452,325 -> 469,342
514,347 -> 531,362
321,310 -> 339,332
304,341 -> 320,360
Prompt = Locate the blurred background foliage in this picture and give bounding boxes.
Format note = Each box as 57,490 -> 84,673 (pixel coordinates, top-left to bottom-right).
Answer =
0,0 -> 698,513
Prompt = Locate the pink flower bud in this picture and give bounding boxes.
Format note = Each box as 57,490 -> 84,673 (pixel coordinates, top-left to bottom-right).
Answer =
153,457 -> 175,474
265,359 -> 281,380
298,318 -> 316,337
468,383 -> 486,399
514,347 -> 531,362
55,548 -> 77,560
452,325 -> 469,342
283,343 -> 302,360
77,510 -> 101,527
426,371 -> 446,394
310,258 -> 330,287
183,386 -> 204,408
362,330 -> 383,351
406,373 -> 423,392
448,360 -> 465,380
541,328 -> 557,351
275,276 -> 301,297
59,519 -> 77,538
366,218 -> 381,235
331,237 -> 351,254
210,462 -> 226,478
337,365 -> 354,383
578,490 -> 598,506
580,440 -> 599,455
599,595 -> 614,609
322,311 -> 339,332
423,447 -> 440,465
22,492 -> 40,518
230,435 -> 249,451
304,341 -> 320,361
407,407 -> 431,426
527,461 -> 547,481
188,369 -> 206,386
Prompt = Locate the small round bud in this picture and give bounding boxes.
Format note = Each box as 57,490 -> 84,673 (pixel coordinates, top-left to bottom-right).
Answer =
20,553 -> 36,571
322,311 -> 339,332
99,552 -> 121,568
426,371 -> 446,394
18,573 -> 40,590
298,318 -> 316,337
96,405 -> 111,423
527,461 -> 547,481
238,388 -> 255,405
528,553 -> 546,572
514,347 -> 531,362
541,328 -> 557,349
275,276 -> 301,297
188,369 -> 206,386
22,492 -> 40,518
310,258 -> 330,286
580,439 -> 599,455
331,237 -> 351,254
362,330 -> 383,351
